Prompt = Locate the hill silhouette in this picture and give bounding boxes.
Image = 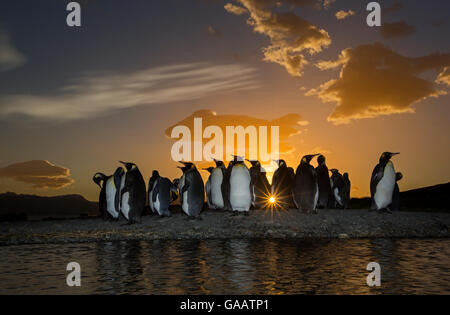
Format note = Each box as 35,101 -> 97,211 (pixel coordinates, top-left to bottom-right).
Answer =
350,182 -> 450,211
0,192 -> 98,221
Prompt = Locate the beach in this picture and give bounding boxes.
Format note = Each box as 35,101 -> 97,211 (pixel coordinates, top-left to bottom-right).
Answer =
0,209 -> 449,245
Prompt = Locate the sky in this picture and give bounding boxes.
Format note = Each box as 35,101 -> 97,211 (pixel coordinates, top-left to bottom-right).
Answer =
0,0 -> 449,201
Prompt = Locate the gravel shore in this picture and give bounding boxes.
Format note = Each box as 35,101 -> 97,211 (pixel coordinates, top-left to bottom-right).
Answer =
0,209 -> 449,245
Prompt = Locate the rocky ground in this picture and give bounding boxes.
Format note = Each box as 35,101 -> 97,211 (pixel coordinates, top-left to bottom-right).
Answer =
0,209 -> 449,245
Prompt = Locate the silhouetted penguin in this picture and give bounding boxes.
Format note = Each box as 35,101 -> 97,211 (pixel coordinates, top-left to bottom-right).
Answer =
390,172 -> 403,211
370,152 -> 400,213
203,167 -> 215,209
343,172 -> 351,209
246,159 -> 271,209
178,162 -> 204,218
93,172 -> 108,219
229,155 -> 252,214
294,154 -> 319,213
148,170 -> 160,214
330,169 -> 346,209
95,167 -> 125,220
315,155 -> 331,209
271,159 -> 295,209
119,161 -> 146,224
152,177 -> 176,217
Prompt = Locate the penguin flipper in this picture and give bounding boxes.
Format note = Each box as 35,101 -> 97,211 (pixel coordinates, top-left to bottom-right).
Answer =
370,164 -> 383,198
152,184 -> 159,203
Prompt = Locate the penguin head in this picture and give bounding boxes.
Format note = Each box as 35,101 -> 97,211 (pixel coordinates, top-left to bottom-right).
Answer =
119,161 -> 137,171
396,172 -> 403,181
329,168 -> 340,175
114,167 -> 125,177
343,172 -> 349,180
177,161 -> 195,173
173,178 -> 180,188
245,159 -> 260,168
379,152 -> 400,163
202,167 -> 214,174
317,155 -> 326,166
273,159 -> 286,168
213,159 -> 225,168
230,155 -> 244,166
92,173 -> 107,187
301,154 -> 320,165
151,170 -> 160,178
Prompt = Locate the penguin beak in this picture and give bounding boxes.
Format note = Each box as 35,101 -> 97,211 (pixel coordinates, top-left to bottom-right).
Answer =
119,161 -> 126,165
392,152 -> 400,156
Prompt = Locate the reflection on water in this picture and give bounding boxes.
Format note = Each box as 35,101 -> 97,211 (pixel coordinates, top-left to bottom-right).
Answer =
0,239 -> 449,294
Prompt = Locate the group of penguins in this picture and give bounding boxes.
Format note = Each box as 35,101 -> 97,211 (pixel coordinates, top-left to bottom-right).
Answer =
93,152 -> 402,224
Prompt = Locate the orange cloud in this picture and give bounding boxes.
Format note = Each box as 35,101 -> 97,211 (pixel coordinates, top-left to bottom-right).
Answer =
224,0 -> 331,77
380,21 -> 416,39
436,66 -> 450,86
335,10 -> 355,20
0,160 -> 74,189
308,43 -> 450,124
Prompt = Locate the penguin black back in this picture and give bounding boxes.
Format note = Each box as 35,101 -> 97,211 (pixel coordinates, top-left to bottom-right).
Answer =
247,159 -> 271,209
294,154 -> 319,213
271,159 -> 295,209
93,172 -> 108,219
119,161 -> 146,223
315,155 -> 331,209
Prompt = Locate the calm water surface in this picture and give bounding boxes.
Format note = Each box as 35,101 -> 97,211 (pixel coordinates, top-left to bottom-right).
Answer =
0,239 -> 449,294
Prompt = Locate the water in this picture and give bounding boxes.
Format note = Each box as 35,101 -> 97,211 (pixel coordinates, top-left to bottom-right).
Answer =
0,239 -> 449,294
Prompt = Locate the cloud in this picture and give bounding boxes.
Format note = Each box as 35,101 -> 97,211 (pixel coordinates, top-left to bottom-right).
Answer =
224,0 -> 331,77
380,21 -> 415,39
0,62 -> 260,121
335,10 -> 355,20
224,2 -> 247,15
165,109 -> 307,163
383,2 -> 403,15
0,160 -> 74,189
206,25 -> 222,38
0,26 -> 26,72
436,66 -> 450,86
307,43 -> 450,124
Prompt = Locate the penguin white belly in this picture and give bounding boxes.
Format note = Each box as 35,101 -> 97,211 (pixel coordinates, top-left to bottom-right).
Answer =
149,180 -> 158,213
210,169 -> 224,208
374,162 -> 396,209
179,175 -> 189,215
334,187 -> 343,206
121,192 -> 130,220
230,166 -> 251,211
313,183 -> 319,209
154,193 -> 161,215
105,177 -> 119,218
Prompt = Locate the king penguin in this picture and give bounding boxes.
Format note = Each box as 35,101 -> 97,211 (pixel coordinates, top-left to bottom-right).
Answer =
294,154 -> 320,213
343,172 -> 351,209
119,161 -> 146,224
148,170 -> 160,214
330,169 -> 346,209
315,155 -> 331,209
95,167 -> 125,220
271,159 -> 295,209
203,167 -> 215,209
370,152 -> 400,213
178,162 -> 205,218
246,159 -> 271,209
152,176 -> 177,217
229,155 -> 252,214
389,172 -> 403,211
93,172 -> 108,219
211,159 -> 228,210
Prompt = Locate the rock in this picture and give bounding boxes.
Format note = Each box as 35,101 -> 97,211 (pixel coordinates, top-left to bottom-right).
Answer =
338,233 -> 349,239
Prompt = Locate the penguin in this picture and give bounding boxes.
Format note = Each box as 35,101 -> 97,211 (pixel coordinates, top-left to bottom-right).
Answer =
211,159 -> 228,210
330,169 -> 346,209
389,172 -> 403,211
203,167 -> 215,209
119,161 -> 146,224
315,155 -> 331,209
152,176 -> 177,217
246,159 -> 271,209
271,159 -> 295,210
172,178 -> 180,203
229,155 -> 252,214
343,172 -> 351,209
294,154 -> 320,213
95,167 -> 125,220
177,162 -> 205,218
93,172 -> 108,219
148,170 -> 160,214
370,152 -> 400,213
